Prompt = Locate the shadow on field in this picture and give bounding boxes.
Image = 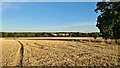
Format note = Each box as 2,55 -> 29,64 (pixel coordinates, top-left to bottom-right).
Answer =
18,39 -> 82,42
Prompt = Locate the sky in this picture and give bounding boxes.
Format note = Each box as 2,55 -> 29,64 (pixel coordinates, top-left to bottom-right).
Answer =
2,2 -> 100,32
1,0 -> 108,2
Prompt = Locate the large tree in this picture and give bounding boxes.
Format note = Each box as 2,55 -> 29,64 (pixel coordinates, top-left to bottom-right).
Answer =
95,1 -> 120,39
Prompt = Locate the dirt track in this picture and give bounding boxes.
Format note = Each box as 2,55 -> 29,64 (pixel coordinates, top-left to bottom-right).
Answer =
1,38 -> 120,66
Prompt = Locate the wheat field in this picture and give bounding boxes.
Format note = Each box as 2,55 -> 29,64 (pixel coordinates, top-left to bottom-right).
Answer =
1,38 -> 119,66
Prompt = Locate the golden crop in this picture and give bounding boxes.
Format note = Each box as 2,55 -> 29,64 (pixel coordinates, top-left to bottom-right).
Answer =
1,38 -> 119,66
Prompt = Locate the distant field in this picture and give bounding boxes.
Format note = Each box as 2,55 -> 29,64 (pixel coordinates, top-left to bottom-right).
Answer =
1,37 -> 120,66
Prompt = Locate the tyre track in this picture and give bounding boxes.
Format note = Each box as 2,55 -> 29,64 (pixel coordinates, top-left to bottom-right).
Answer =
11,39 -> 24,67
17,41 -> 24,67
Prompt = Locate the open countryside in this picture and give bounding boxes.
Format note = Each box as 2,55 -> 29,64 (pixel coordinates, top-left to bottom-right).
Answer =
1,0 -> 120,67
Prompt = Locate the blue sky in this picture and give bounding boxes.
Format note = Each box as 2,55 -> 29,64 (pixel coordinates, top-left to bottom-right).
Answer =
2,2 -> 99,32
1,0 -> 106,2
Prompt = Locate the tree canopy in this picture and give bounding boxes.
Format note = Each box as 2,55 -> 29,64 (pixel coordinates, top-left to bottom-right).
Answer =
95,1 -> 120,39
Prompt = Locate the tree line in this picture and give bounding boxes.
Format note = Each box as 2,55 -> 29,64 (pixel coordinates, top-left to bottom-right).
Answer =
0,32 -> 102,38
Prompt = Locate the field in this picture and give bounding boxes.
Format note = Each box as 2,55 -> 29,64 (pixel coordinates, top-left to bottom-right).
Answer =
1,37 -> 120,67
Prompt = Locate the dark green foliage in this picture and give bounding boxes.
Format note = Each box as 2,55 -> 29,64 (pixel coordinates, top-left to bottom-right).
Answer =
1,32 -> 101,37
95,1 -> 120,39
93,32 -> 99,39
0,32 -> 2,37
25,33 -> 35,37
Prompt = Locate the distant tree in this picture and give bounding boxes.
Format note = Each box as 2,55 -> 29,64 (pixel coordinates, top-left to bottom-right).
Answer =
95,1 -> 120,39
9,33 -> 15,37
25,33 -> 35,37
69,33 -> 72,37
94,32 -> 99,39
2,32 -> 9,37
0,34 -> 1,37
47,33 -> 53,37
35,33 -> 41,37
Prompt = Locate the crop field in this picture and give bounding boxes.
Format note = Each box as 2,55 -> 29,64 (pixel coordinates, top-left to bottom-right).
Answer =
1,37 -> 120,67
